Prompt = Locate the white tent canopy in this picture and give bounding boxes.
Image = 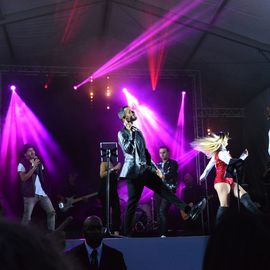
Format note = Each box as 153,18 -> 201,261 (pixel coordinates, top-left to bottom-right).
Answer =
0,0 -> 270,105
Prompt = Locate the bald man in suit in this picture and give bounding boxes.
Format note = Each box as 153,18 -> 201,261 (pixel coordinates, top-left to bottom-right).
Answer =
66,216 -> 126,270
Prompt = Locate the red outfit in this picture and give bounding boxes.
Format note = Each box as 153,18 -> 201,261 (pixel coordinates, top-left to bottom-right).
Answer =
214,152 -> 234,185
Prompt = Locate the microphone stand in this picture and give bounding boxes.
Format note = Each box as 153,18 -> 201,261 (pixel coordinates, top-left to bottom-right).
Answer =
100,145 -> 124,238
234,168 -> 241,212
104,149 -> 112,237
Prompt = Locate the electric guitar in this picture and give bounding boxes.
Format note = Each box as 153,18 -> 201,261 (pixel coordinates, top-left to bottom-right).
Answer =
150,160 -> 177,191
58,192 -> 98,212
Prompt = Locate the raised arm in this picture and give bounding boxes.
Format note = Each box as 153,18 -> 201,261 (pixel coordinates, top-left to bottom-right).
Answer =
18,159 -> 40,182
200,156 -> 215,181
118,130 -> 135,155
218,149 -> 248,165
100,162 -> 109,178
100,162 -> 121,178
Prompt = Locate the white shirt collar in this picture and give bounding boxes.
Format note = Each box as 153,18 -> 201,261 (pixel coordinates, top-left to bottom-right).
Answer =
84,240 -> 103,256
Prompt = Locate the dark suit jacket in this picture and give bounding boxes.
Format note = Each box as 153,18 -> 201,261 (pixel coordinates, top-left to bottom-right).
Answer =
66,243 -> 127,270
157,159 -> 178,191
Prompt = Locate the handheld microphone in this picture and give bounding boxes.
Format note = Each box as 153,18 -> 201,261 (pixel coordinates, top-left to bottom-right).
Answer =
131,126 -> 138,132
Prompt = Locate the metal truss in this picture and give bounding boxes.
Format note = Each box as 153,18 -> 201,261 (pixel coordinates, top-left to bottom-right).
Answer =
0,64 -> 200,78
197,107 -> 245,118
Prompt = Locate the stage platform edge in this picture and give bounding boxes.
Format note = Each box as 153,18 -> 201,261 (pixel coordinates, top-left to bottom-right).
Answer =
66,236 -> 208,270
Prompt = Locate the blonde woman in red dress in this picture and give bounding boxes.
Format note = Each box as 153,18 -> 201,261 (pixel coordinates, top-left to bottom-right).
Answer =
191,132 -> 261,224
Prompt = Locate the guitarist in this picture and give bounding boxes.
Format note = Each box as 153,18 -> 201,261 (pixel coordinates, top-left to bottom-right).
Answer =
99,160 -> 122,235
117,106 -> 206,236
155,146 -> 178,237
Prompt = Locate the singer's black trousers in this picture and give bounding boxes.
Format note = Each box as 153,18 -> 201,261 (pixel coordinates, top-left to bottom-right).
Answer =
124,168 -> 187,236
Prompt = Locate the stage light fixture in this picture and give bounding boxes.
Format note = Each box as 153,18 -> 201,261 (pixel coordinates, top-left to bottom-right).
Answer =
10,85 -> 16,92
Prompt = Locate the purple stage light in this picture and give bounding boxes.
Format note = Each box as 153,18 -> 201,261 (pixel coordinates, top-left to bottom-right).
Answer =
121,88 -> 198,202
10,85 -> 16,92
73,85 -> 78,90
172,92 -> 186,160
74,0 -> 208,89
0,91 -> 65,185
123,88 -> 174,159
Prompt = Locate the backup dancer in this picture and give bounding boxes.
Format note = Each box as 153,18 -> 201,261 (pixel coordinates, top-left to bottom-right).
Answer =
191,132 -> 261,224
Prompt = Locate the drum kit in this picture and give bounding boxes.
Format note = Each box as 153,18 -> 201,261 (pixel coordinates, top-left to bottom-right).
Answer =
120,197 -> 157,232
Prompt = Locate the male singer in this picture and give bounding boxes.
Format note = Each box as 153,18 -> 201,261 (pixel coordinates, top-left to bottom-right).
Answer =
117,106 -> 206,236
18,144 -> 56,231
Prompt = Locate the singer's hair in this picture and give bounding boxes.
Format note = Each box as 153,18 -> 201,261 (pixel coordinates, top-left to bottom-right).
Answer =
118,106 -> 129,120
191,132 -> 229,158
21,144 -> 35,155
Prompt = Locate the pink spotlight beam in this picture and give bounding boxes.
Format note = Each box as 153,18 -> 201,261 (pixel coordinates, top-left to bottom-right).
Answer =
0,91 -> 64,183
74,0 -> 204,88
172,92 -> 186,160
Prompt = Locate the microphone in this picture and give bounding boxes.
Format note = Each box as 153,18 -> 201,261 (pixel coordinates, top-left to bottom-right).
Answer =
32,156 -> 42,171
131,126 -> 139,132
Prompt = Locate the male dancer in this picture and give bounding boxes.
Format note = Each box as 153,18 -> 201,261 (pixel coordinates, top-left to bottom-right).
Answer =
117,106 -> 206,236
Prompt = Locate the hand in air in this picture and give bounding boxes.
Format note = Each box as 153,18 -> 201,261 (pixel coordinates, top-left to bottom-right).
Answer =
199,174 -> 206,182
124,120 -> 133,132
156,169 -> 165,180
243,149 -> 248,156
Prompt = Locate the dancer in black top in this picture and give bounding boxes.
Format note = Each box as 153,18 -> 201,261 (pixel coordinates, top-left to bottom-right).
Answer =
155,146 -> 178,237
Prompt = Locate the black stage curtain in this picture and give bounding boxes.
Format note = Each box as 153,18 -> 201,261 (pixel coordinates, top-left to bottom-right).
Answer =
244,88 -> 270,211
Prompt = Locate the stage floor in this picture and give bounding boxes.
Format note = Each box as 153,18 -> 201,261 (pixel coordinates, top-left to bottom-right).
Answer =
66,235 -> 208,270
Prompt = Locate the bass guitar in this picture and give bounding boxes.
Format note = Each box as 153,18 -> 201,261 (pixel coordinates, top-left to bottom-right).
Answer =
58,192 -> 98,212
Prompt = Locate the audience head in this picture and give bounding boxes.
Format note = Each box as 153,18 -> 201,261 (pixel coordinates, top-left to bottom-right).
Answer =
0,218 -> 72,270
83,216 -> 104,249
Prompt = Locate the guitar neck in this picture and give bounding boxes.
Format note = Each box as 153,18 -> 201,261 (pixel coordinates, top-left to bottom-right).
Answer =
72,192 -> 98,203
151,160 -> 158,170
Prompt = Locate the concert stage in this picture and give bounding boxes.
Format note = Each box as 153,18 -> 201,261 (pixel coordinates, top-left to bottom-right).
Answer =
66,236 -> 208,270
